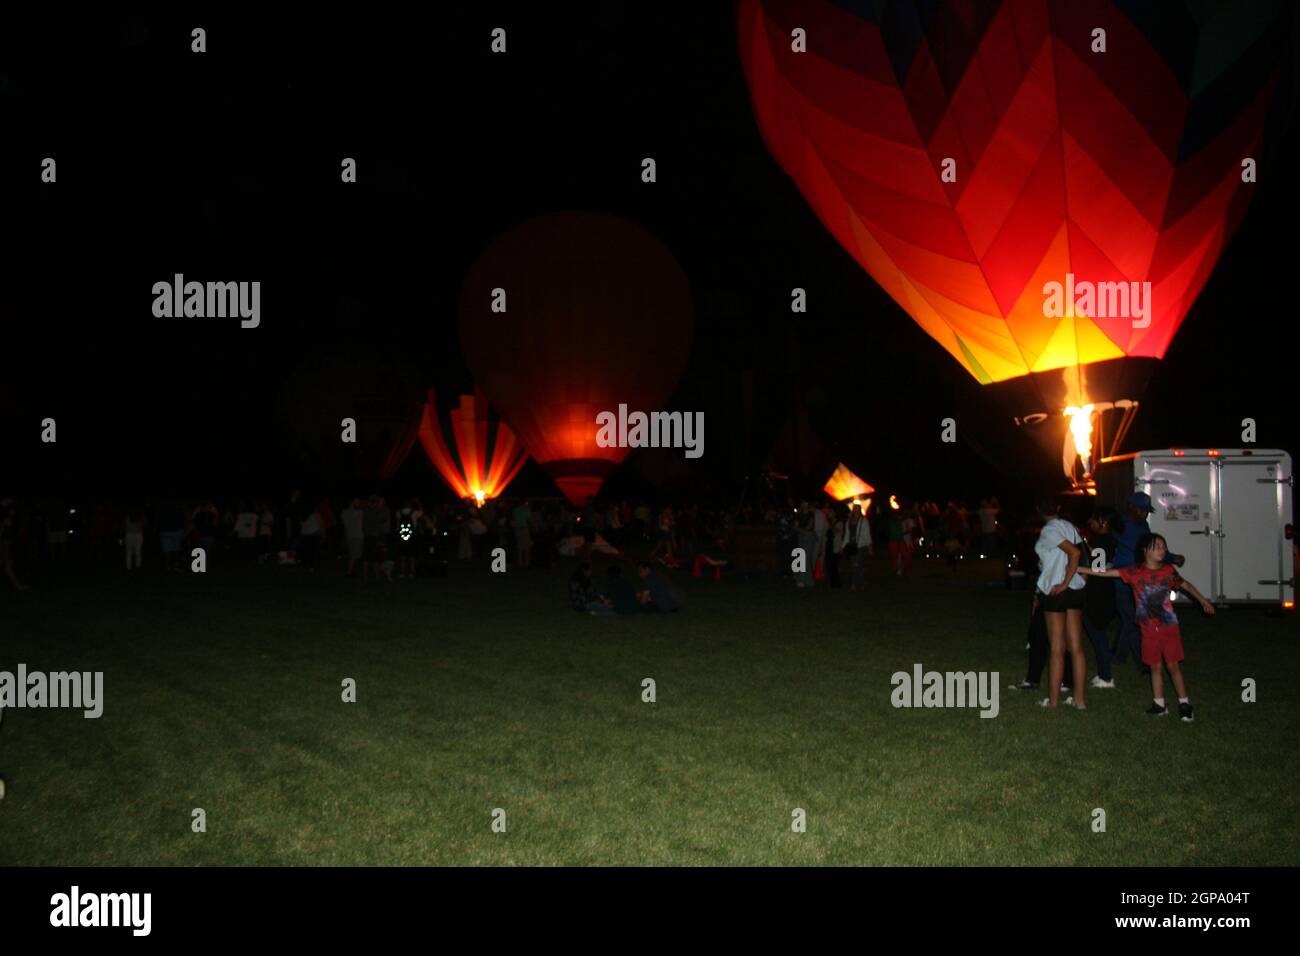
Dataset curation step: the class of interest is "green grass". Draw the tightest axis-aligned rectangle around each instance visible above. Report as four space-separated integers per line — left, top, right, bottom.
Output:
1 554 1296 866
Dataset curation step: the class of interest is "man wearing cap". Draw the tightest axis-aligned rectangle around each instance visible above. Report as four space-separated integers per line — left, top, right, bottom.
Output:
1113 493 1182 671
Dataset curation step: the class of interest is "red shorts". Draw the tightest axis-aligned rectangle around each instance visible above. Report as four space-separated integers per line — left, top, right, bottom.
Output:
1140 621 1184 666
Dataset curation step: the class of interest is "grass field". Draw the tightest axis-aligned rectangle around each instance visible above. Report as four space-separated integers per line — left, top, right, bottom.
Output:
1 552 1296 866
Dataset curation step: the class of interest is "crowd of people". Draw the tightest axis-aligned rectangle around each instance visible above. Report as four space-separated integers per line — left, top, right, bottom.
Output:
3 482 1249 726
767 496 1004 586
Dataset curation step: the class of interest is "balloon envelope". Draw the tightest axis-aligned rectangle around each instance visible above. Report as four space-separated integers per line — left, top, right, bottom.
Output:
416 388 528 502
823 462 875 502
459 212 693 505
739 0 1293 403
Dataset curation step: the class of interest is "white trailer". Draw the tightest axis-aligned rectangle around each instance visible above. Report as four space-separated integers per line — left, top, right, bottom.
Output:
1098 449 1294 608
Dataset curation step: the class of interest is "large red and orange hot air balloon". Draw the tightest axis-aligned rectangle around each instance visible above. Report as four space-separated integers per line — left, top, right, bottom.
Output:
416 388 528 504
459 212 693 505
739 0 1295 485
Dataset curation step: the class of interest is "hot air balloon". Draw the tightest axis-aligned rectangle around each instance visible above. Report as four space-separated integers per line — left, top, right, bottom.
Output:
739 0 1295 487
279 349 424 482
416 387 528 505
459 212 694 505
823 462 874 503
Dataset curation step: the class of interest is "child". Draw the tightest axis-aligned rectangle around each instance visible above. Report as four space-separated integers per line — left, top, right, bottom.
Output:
1080 533 1213 720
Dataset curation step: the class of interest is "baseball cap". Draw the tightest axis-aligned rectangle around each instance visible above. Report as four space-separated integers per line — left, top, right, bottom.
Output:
1127 492 1154 513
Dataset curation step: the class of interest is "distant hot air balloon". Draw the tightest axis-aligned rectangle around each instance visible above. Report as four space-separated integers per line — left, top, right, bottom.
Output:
279 349 424 482
739 0 1295 486
823 462 874 503
416 388 528 505
459 212 694 505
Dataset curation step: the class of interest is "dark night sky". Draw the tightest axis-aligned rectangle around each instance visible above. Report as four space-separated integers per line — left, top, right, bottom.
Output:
2 6 1295 506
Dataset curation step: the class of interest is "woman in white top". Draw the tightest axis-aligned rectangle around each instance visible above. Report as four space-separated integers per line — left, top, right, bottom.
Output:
1033 497 1087 709
841 503 874 591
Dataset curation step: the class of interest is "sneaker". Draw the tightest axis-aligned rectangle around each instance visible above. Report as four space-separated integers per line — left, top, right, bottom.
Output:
1089 676 1116 689
1146 702 1169 717
1009 680 1039 691
1038 697 1055 708
1059 683 1070 692
1072 700 1087 710
1178 702 1194 723
1063 696 1075 705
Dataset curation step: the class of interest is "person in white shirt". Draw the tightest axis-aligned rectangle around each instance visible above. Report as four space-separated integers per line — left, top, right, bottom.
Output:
978 497 1000 556
841 502 874 591
123 509 146 571
340 499 365 577
1033 497 1087 710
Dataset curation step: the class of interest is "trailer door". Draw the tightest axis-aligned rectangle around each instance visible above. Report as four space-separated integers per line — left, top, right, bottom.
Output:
1141 456 1217 602
1220 457 1288 603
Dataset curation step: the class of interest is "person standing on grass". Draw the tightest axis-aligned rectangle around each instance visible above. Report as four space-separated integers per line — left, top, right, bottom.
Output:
1081 533 1211 721
978 497 1000 556
157 498 186 572
649 506 675 564
775 498 796 577
795 512 817 588
842 503 872 591
887 507 910 577
1081 507 1119 689
1111 492 1184 674
341 497 364 577
123 507 146 572
258 502 276 560
192 500 218 565
512 498 533 570
827 507 846 589
363 495 390 581
1032 497 1088 710
812 501 829 582
235 502 259 564
299 506 322 571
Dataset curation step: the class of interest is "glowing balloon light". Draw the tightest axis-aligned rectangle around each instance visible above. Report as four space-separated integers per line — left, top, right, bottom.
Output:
416 388 528 503
1064 404 1096 475
739 0 1294 483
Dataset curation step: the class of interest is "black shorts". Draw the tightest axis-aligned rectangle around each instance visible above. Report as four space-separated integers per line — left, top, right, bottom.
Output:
1039 587 1086 613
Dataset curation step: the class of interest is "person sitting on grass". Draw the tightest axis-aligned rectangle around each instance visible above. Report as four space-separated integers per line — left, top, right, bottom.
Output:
636 561 681 612
570 562 615 615
1080 532 1212 721
605 565 641 615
